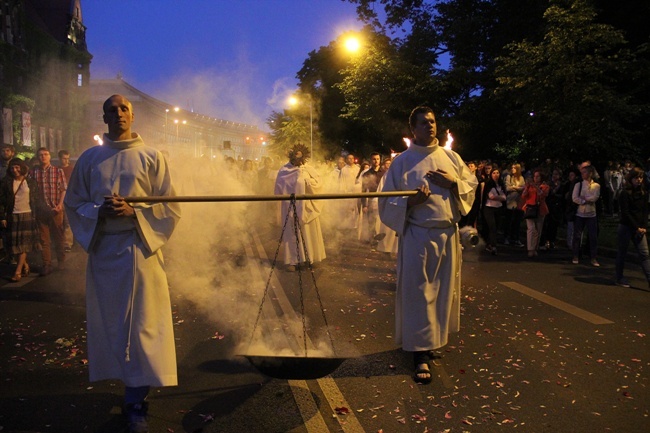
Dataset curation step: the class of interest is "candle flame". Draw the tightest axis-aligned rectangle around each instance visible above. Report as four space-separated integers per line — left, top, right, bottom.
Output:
445 130 454 150
403 137 411 148
93 134 103 145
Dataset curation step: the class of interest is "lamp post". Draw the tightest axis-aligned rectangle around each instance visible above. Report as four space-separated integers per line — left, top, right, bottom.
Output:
289 95 313 158
174 119 186 143
165 109 169 142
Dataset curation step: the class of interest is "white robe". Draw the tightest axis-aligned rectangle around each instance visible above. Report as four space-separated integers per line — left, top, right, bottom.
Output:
374 176 398 254
64 133 181 387
274 162 326 265
338 164 360 229
379 142 477 351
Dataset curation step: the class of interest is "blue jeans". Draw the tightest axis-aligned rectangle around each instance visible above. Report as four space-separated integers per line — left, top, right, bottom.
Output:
573 216 598 259
616 224 650 283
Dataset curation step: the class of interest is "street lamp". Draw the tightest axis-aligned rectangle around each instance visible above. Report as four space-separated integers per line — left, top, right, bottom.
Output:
165 109 169 142
343 35 362 54
174 119 186 142
288 95 313 158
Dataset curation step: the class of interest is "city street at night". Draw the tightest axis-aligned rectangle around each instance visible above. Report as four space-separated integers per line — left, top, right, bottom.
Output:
1 217 648 433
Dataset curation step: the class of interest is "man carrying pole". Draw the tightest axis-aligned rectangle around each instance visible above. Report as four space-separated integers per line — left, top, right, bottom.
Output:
378 106 477 384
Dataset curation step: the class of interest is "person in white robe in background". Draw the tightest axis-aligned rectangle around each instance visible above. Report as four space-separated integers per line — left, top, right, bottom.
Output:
379 106 477 384
338 153 360 229
274 144 326 271
64 95 181 433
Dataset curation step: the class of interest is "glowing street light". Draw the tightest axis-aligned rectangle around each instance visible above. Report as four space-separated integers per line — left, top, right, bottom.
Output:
288 94 313 158
174 119 186 142
343 35 362 54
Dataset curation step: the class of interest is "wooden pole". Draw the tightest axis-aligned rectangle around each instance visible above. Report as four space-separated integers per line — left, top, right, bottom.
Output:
123 190 419 203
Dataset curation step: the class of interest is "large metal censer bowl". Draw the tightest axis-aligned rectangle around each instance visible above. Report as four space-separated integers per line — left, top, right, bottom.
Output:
243 355 348 380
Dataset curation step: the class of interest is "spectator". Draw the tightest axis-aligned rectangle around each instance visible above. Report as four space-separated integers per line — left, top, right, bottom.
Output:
521 168 550 257
563 168 581 248
504 163 526 247
614 167 650 288
57 150 75 252
0 144 16 179
239 159 256 192
0 144 16 261
482 167 506 255
540 168 564 250
29 147 67 275
0 158 39 281
572 165 601 266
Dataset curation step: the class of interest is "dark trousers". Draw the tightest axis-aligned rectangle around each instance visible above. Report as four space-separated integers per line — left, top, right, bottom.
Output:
482 206 500 247
572 215 598 259
616 225 650 283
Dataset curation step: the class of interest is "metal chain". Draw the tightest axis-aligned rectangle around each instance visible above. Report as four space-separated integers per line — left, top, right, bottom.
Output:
295 203 337 356
248 194 295 349
291 197 308 357
248 194 336 357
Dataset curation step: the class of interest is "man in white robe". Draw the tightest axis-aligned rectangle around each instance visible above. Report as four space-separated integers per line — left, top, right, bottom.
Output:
64 95 181 432
379 106 477 384
338 153 360 229
274 144 326 271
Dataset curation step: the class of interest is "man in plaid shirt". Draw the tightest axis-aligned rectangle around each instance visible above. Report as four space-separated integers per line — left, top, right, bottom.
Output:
29 147 67 275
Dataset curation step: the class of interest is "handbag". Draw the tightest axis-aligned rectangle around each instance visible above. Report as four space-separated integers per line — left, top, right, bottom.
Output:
524 204 539 219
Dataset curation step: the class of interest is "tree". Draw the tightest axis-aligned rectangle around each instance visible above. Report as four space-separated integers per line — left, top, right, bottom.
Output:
494 0 642 164
266 110 310 157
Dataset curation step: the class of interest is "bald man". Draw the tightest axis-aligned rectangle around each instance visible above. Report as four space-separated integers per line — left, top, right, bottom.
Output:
64 95 181 433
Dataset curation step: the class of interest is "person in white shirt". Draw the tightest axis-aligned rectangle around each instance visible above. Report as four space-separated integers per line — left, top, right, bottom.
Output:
572 164 601 266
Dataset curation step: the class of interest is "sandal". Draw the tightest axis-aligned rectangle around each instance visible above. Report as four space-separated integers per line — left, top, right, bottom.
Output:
22 264 30 276
10 273 21 282
413 351 432 384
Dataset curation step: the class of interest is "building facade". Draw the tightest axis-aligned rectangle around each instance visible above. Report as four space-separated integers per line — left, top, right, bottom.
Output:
0 0 91 154
88 78 269 162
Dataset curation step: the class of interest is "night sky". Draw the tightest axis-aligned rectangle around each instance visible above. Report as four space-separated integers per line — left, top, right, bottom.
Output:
82 0 362 129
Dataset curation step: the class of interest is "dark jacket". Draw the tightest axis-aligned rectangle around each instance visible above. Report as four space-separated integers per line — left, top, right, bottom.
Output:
619 186 648 231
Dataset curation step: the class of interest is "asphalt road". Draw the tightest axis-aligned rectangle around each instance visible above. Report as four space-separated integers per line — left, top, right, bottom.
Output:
0 222 648 433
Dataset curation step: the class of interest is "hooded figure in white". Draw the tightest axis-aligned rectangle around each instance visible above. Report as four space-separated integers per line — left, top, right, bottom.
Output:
274 144 326 267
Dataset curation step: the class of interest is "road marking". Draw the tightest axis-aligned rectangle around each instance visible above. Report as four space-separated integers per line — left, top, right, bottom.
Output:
288 380 331 433
499 281 614 325
318 376 366 433
249 229 367 433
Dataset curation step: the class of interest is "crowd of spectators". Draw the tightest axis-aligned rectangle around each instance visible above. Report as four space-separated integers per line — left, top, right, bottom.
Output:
3 142 646 289
0 145 75 279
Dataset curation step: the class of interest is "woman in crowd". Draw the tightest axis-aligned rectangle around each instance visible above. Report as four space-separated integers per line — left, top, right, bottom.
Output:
476 161 493 240
563 168 581 248
521 169 550 257
614 167 650 288
0 158 40 281
572 164 601 266
505 163 526 247
482 167 507 255
540 168 564 250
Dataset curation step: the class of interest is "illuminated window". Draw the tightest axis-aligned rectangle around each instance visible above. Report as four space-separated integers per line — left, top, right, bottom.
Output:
77 74 82 86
